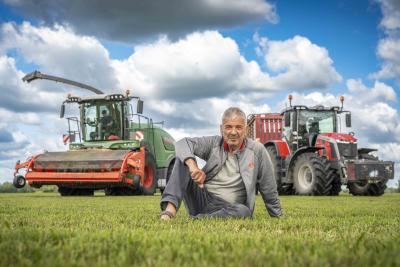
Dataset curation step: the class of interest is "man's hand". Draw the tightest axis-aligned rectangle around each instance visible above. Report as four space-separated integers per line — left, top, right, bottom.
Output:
185 158 206 188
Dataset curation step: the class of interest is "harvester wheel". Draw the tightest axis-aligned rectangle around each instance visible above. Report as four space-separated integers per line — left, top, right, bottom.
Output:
347 180 387 196
142 152 157 195
13 175 26 189
105 187 134 196
74 189 95 196
266 146 293 195
292 153 332 195
58 186 74 196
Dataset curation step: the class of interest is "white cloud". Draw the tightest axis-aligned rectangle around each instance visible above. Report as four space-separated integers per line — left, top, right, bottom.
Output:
371 37 400 80
262 35 342 89
347 79 397 102
0 22 117 91
113 31 281 102
0 55 62 113
378 0 400 31
372 0 400 80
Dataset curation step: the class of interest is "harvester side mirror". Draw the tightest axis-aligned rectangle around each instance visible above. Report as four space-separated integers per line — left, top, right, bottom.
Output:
284 112 290 127
60 104 65 118
137 100 144 114
346 113 351 127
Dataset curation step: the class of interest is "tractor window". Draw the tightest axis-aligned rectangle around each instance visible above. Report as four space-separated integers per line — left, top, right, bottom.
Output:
298 111 335 134
82 101 123 141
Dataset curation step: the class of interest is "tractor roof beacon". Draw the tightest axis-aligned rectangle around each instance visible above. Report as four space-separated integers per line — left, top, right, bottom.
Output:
247 95 394 196
14 71 176 196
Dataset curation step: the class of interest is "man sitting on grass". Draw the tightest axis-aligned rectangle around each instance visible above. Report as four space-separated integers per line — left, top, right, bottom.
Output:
160 107 282 220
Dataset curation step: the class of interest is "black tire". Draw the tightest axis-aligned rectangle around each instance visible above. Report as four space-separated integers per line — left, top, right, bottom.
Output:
142 152 157 195
13 175 26 189
105 187 135 196
348 180 387 196
58 186 74 196
58 186 94 196
292 152 332 195
74 189 95 196
266 146 293 195
328 169 342 196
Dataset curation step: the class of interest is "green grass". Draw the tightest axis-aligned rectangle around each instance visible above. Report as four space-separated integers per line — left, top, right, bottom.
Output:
0 193 399 267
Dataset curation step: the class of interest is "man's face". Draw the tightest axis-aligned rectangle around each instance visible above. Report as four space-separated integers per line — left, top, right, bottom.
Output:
221 116 247 149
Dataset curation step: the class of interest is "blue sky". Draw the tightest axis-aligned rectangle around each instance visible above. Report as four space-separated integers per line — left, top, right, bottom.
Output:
0 0 399 186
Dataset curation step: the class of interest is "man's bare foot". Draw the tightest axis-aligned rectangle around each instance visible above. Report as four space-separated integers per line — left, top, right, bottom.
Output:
160 202 177 220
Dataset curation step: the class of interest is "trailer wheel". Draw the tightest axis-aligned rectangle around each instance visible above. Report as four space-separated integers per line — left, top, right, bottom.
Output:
266 146 293 195
292 153 332 195
142 152 157 195
347 180 387 196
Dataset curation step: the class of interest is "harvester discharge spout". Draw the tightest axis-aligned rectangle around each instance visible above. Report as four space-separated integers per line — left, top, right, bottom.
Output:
22 70 104 95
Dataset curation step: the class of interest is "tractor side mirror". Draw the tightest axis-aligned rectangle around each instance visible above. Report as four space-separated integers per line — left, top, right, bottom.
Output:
137 100 144 114
284 112 290 127
60 104 65 118
345 113 351 127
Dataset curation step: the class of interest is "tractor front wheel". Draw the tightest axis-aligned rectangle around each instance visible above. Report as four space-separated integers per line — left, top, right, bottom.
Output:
348 180 387 196
142 152 157 195
292 153 332 195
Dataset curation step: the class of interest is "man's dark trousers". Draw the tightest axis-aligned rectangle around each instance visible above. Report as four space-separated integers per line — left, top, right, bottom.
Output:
160 158 251 219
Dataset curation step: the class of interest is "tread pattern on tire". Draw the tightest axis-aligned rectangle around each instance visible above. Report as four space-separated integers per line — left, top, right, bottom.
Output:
347 181 387 196
292 152 333 196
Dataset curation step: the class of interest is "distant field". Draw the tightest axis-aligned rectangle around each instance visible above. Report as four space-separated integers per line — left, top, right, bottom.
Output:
0 193 399 267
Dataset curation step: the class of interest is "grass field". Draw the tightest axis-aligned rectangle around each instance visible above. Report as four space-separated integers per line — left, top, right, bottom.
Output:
0 193 399 267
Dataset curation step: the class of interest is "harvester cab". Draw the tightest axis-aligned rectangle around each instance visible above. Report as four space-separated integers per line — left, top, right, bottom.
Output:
13 71 176 196
247 94 394 196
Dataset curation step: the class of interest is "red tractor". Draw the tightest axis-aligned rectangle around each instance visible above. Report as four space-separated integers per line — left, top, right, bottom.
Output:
247 95 394 196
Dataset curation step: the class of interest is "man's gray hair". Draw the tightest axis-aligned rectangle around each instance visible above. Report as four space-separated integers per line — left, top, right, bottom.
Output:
222 107 246 123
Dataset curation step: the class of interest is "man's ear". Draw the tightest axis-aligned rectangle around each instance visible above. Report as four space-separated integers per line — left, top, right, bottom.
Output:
220 124 223 136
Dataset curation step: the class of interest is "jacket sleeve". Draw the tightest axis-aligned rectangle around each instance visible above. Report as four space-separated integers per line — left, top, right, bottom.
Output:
175 136 220 162
256 145 283 217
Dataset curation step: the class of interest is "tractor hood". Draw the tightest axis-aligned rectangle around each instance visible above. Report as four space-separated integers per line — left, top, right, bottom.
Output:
33 149 131 172
321 132 357 143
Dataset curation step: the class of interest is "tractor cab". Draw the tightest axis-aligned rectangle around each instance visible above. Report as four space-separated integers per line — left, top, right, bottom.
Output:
282 96 352 152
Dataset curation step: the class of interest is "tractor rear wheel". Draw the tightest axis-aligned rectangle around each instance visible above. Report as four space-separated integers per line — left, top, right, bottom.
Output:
328 169 342 196
142 152 157 195
266 146 293 195
347 180 387 196
292 153 332 195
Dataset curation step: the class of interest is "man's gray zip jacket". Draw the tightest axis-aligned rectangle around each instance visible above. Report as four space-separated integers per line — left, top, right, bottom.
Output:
176 136 282 217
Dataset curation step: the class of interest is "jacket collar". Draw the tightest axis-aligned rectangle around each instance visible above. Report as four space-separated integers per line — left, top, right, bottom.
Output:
223 138 246 152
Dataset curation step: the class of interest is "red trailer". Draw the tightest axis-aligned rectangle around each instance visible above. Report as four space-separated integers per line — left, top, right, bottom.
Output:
247 113 283 143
